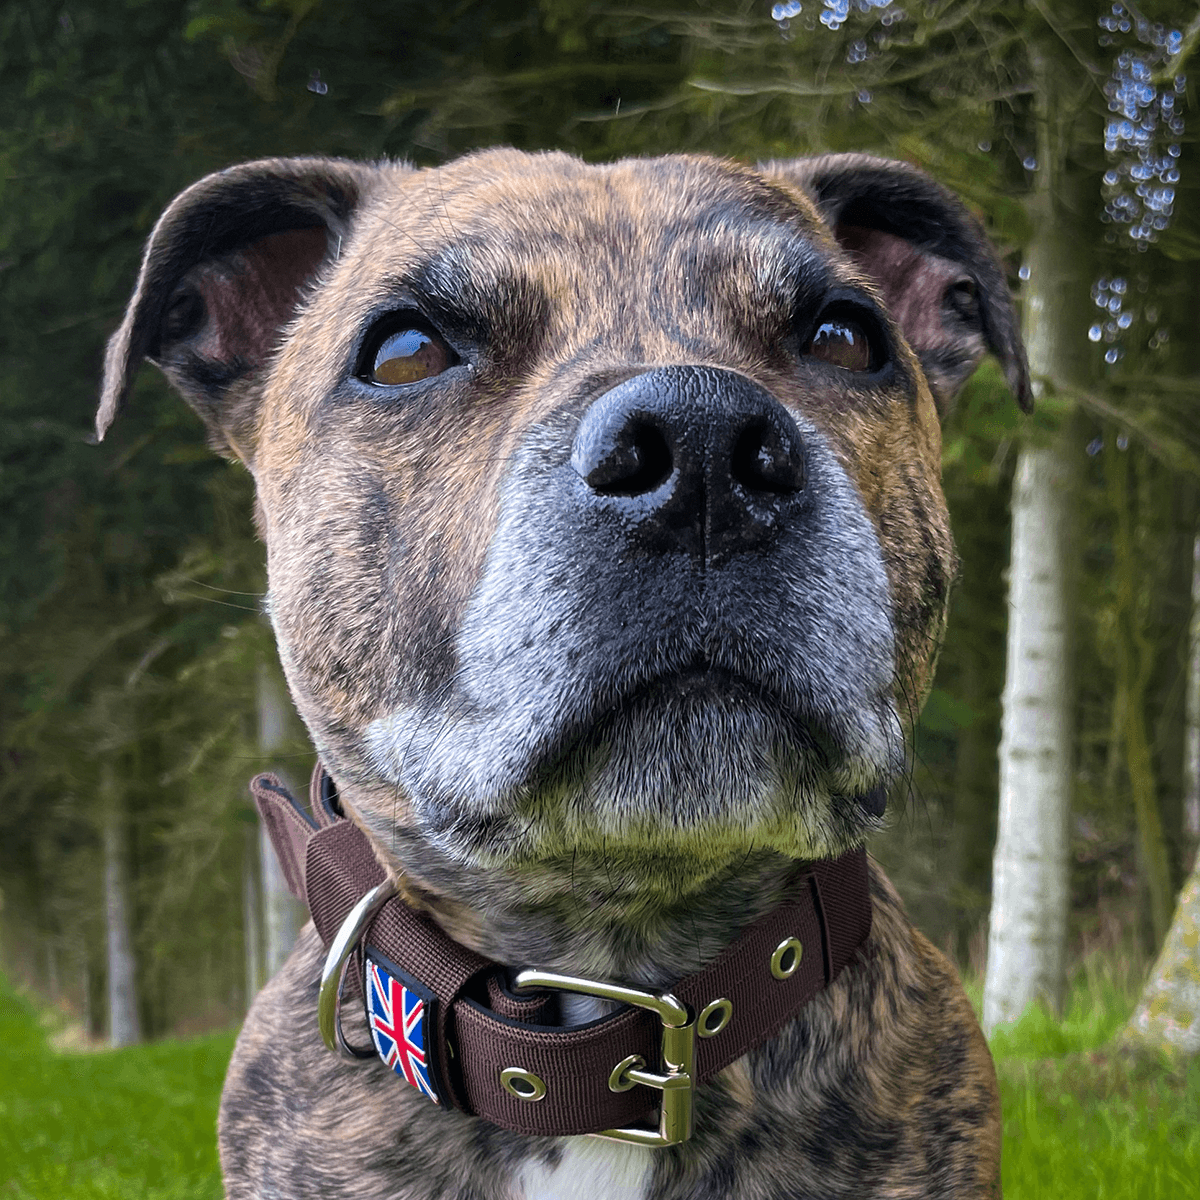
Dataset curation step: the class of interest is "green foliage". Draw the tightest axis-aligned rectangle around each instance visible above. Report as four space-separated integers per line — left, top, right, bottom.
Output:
179 0 686 161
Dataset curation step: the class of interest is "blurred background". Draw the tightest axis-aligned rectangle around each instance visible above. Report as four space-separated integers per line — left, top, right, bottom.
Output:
1 0 1197 1054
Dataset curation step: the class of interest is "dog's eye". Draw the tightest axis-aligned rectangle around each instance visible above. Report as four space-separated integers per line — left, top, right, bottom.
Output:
365 325 458 386
806 318 873 372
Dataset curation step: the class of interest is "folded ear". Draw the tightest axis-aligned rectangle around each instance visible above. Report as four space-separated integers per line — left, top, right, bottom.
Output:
97 157 376 460
763 153 1031 414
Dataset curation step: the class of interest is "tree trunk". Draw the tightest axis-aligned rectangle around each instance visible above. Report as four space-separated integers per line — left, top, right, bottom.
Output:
257 661 304 980
1186 532 1200 842
983 440 1077 1031
102 769 141 1047
1109 438 1175 948
982 37 1092 1034
243 823 263 1009
1120 852 1200 1056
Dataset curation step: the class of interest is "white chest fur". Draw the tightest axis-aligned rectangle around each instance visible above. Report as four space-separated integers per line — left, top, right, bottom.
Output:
513 1138 653 1200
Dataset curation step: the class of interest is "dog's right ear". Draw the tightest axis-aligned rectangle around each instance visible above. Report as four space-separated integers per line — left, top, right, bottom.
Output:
97 157 375 462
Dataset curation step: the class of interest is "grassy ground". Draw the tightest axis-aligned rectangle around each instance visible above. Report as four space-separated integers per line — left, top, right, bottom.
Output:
0 977 234 1199
2 964 1198 1198
978 961 1200 1200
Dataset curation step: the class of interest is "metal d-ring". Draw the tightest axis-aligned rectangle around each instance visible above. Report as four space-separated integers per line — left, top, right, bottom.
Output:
318 879 398 1058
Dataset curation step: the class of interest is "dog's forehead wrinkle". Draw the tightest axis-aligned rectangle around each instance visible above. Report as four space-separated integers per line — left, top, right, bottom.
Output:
393 243 553 340
350 165 835 344
392 227 815 313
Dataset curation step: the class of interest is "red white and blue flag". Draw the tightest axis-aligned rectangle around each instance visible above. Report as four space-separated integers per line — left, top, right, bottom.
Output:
365 955 440 1104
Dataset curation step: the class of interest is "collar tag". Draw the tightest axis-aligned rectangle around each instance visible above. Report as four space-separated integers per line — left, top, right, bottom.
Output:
365 948 443 1105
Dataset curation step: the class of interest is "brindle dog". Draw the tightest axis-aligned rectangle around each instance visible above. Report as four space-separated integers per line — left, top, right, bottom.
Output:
99 150 1029 1199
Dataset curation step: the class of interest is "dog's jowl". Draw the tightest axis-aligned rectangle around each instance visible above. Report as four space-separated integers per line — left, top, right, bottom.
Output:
100 150 1029 1199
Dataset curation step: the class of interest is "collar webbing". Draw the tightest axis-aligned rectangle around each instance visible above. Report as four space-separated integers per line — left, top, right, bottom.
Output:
251 765 872 1142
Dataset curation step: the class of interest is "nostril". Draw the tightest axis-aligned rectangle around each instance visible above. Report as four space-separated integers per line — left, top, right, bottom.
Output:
573 418 673 496
730 419 805 495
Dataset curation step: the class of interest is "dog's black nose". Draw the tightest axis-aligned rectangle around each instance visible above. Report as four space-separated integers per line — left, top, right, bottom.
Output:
570 366 806 564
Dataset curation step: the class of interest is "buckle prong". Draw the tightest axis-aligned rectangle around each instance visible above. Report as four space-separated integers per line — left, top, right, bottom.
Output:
514 967 696 1148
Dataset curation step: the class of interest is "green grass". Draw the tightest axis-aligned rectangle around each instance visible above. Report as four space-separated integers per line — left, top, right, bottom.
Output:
969 959 1200 1200
2 963 1198 1198
0 976 234 1199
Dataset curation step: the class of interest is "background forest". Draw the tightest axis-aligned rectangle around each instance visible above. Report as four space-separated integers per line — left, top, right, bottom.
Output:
1 0 1198 1060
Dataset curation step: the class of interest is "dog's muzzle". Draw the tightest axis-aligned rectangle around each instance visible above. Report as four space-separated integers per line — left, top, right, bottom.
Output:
359 358 900 863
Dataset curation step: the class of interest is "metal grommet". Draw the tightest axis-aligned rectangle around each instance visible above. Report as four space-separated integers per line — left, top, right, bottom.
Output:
697 997 733 1038
500 1067 547 1102
770 936 803 980
608 1054 646 1093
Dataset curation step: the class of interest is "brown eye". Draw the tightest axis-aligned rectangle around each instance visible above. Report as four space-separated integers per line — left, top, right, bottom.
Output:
369 327 456 385
807 318 872 372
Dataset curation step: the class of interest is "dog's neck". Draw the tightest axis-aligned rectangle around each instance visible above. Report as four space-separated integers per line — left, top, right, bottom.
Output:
379 832 812 1016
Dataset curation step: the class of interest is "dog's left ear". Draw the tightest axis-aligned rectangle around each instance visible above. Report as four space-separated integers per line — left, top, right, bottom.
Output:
764 153 1031 413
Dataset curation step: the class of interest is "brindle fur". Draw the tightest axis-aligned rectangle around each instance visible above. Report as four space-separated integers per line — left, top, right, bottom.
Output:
100 148 1028 1199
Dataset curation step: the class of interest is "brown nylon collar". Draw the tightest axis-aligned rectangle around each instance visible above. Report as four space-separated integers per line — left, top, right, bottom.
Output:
251 765 873 1139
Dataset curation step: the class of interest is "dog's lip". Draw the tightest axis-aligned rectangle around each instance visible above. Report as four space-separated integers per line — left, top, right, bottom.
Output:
597 662 783 715
548 663 893 814
526 662 785 765
556 660 815 760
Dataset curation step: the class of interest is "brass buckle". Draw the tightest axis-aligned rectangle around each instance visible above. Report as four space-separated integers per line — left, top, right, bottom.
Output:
513 968 696 1148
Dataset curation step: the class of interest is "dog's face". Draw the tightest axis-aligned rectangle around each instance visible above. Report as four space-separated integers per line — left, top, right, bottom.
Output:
100 150 1027 897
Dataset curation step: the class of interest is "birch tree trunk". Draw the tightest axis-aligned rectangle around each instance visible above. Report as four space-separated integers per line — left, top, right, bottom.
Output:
1186 533 1200 842
1120 853 1200 1056
257 661 304 980
983 442 1076 1031
982 38 1091 1034
102 767 141 1047
243 823 263 1008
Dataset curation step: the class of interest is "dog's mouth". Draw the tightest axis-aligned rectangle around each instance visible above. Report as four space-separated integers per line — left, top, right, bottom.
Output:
365 649 897 872
593 663 785 726
559 661 835 774
357 584 905 863
550 660 892 810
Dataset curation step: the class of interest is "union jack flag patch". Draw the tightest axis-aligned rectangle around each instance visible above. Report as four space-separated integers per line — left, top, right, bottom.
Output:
364 950 442 1104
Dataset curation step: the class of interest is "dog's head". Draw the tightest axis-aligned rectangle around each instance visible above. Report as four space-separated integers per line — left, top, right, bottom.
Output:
100 150 1027 896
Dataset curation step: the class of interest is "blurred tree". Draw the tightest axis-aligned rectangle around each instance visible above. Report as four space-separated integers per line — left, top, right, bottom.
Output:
101 765 140 1046
254 661 305 981
1121 846 1200 1056
984 19 1094 1033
